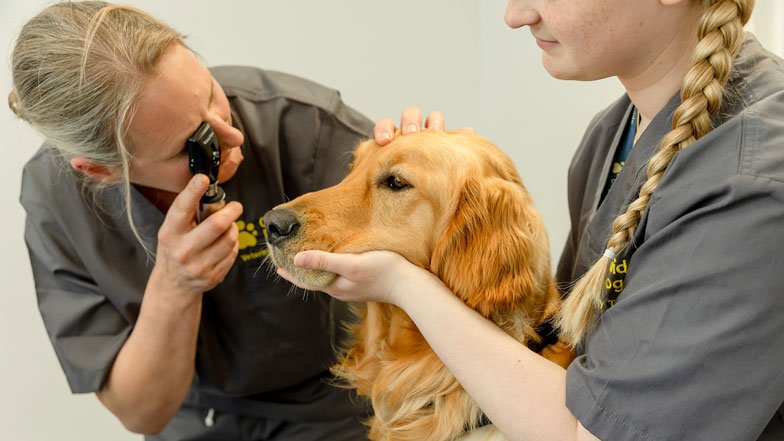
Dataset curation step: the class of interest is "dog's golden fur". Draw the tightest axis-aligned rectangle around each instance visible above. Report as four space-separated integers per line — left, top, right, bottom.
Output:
265 131 573 441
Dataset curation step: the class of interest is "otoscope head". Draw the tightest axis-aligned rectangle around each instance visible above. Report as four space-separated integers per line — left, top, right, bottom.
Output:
187 122 221 185
187 122 226 221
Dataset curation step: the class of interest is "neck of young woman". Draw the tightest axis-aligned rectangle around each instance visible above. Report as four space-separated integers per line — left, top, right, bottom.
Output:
624 72 684 144
621 34 699 144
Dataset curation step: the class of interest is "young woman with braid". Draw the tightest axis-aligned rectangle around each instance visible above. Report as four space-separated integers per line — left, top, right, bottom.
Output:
278 0 784 439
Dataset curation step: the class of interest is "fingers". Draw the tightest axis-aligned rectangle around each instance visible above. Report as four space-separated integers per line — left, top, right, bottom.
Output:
187 201 243 251
375 108 448 146
201 223 240 284
374 118 396 145
164 174 209 231
424 111 445 131
293 250 356 276
400 106 423 135
155 201 242 295
284 250 432 306
189 211 241 266
276 267 309 290
402 108 446 133
153 175 245 295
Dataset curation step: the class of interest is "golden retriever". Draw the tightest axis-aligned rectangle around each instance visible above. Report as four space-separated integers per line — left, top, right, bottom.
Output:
263 130 573 441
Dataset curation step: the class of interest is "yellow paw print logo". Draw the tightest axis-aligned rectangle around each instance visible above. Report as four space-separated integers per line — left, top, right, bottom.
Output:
612 161 625 173
236 220 259 250
236 218 269 251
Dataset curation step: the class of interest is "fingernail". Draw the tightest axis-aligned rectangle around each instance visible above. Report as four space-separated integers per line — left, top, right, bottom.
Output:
380 131 392 142
294 253 310 268
405 123 418 134
431 124 442 131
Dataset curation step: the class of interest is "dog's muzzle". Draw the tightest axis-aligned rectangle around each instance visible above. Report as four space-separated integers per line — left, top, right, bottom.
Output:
262 207 336 289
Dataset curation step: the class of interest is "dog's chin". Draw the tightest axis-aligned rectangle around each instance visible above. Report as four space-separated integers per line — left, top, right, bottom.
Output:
268 246 337 290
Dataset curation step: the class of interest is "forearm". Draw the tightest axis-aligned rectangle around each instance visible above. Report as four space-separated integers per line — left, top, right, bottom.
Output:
396 275 590 440
96 269 202 434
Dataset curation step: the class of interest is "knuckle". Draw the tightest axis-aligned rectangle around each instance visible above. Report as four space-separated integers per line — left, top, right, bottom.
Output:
206 274 220 287
206 218 226 235
172 249 190 265
228 223 239 241
223 241 238 261
157 228 171 245
314 255 330 271
192 262 209 278
346 267 362 281
341 260 360 280
210 269 228 286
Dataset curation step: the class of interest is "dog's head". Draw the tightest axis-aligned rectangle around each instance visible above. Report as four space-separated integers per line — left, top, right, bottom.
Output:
264 130 552 316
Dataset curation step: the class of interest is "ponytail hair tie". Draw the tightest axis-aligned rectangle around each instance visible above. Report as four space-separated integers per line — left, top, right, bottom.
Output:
603 249 617 260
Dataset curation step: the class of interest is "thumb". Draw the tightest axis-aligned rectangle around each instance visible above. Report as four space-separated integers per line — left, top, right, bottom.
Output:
294 250 355 275
165 174 208 230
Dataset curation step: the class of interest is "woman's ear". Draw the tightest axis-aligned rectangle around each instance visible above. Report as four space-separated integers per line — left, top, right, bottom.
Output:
69 157 121 183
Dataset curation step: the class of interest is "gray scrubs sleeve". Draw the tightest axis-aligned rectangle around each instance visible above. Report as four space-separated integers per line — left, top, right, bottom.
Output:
566 113 784 439
23 199 130 393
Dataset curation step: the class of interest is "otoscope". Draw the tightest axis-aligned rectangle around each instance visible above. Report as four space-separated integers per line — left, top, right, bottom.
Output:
187 122 225 223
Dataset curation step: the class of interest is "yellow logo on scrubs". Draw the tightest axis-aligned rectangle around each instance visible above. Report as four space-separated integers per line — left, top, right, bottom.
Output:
236 218 269 261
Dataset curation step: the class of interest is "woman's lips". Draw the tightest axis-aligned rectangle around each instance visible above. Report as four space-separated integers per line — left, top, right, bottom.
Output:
535 38 559 50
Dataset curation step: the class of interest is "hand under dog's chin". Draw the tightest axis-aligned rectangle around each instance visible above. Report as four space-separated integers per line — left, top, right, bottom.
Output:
269 247 336 290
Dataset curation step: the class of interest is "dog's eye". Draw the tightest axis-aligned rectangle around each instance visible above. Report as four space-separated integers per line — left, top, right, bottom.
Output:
385 174 409 190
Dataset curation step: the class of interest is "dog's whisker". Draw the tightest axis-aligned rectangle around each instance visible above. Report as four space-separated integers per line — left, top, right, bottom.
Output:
265 265 277 280
260 255 279 280
253 259 266 278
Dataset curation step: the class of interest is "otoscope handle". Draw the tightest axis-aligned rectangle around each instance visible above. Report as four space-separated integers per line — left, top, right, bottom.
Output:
197 184 226 223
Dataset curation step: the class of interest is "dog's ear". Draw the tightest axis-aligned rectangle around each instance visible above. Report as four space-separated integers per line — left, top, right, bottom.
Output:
431 175 551 317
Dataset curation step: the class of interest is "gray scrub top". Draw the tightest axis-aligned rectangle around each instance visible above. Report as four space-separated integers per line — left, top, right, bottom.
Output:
556 34 784 440
20 66 374 422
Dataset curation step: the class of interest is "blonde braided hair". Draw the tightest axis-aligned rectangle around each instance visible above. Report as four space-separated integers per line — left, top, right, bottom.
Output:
555 0 755 347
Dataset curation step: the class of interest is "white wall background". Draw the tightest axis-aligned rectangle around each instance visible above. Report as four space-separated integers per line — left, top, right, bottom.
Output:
1 1 781 440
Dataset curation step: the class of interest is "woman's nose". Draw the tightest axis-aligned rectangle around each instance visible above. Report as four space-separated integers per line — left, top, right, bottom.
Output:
504 1 541 29
209 114 244 150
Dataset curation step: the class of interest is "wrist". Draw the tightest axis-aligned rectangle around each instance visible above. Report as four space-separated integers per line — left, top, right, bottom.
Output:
146 266 203 311
389 261 445 310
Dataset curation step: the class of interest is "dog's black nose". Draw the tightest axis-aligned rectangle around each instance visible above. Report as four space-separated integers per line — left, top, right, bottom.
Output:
263 208 301 246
